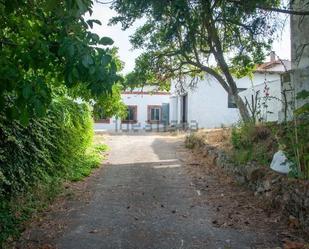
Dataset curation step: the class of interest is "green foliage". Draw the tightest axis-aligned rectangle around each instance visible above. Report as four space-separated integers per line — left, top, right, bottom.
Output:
277 90 309 179
0 1 121 245
123 54 170 91
231 116 309 180
185 133 204 149
0 97 106 245
93 84 127 120
231 123 277 166
111 0 283 120
68 144 109 182
0 0 122 123
270 121 308 179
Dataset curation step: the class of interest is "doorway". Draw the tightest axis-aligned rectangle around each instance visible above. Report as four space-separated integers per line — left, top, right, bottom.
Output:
180 94 188 125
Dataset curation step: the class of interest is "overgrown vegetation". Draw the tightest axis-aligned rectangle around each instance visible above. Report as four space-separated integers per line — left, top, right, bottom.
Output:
0 98 107 246
0 0 122 124
111 0 287 121
279 90 309 179
1 1 123 245
231 117 308 179
231 123 278 166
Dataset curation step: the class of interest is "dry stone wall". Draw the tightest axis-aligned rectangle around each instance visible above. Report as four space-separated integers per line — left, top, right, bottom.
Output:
185 133 309 231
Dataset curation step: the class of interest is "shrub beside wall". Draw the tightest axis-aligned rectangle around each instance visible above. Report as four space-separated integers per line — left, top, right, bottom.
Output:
0 97 103 245
230 123 278 166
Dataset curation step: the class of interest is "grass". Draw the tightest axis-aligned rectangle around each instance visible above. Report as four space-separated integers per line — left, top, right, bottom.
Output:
68 143 109 181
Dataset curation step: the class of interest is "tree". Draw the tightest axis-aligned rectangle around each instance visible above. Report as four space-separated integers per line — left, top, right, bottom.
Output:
93 84 127 120
110 0 283 121
0 0 122 124
228 0 309 16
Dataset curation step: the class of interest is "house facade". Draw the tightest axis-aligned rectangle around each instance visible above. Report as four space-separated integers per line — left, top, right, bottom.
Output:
95 54 292 132
94 90 170 132
170 54 291 129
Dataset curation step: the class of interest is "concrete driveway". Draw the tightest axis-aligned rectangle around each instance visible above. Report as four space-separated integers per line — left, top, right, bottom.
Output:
44 133 278 249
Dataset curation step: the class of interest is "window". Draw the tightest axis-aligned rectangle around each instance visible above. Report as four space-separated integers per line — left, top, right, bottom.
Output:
93 104 110 123
148 105 162 123
228 88 247 108
122 105 137 123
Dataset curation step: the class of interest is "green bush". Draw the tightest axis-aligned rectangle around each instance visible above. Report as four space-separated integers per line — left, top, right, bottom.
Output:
276 120 309 179
0 97 106 245
185 133 204 149
231 123 277 166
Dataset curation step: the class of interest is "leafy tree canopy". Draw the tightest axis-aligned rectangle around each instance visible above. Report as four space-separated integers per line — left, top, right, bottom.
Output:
111 0 283 121
1 0 123 124
93 84 127 120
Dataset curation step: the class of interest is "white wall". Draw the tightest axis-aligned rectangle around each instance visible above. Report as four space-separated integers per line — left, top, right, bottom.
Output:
170 72 282 128
169 96 178 124
94 93 170 132
239 80 282 122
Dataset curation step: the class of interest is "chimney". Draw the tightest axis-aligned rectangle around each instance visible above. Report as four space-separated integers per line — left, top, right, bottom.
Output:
270 51 276 62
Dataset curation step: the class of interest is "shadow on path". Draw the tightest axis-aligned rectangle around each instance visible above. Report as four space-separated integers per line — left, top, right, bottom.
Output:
18 135 279 249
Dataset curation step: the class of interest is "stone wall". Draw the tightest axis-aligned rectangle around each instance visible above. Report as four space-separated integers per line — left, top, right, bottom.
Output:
185 133 309 232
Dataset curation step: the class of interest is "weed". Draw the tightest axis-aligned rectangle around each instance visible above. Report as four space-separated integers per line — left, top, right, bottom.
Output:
231 123 277 166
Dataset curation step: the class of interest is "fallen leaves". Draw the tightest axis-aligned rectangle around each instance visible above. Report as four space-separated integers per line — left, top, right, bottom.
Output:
181 142 308 246
40 244 55 249
288 216 300 229
283 240 307 249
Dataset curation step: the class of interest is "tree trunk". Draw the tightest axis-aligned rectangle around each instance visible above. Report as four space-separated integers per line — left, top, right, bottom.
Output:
234 92 251 122
213 51 251 122
204 20 251 122
194 61 251 122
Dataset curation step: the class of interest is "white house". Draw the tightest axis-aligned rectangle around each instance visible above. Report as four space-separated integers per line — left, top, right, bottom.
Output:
94 89 170 132
170 54 291 129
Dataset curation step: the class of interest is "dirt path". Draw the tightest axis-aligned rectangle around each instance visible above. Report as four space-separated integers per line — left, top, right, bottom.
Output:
17 134 284 249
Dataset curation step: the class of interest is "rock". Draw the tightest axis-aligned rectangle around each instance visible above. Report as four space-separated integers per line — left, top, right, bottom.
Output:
288 215 300 229
263 180 272 191
186 132 309 232
304 197 309 208
256 186 265 193
236 176 246 184
247 168 265 182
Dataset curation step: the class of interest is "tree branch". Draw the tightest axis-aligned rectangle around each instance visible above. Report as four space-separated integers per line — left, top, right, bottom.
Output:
228 0 309 16
257 6 309 16
185 58 231 94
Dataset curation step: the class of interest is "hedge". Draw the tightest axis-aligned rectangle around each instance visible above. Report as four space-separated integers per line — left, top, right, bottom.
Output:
0 97 102 245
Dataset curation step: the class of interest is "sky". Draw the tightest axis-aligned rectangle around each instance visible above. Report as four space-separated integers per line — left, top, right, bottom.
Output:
86 2 291 74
